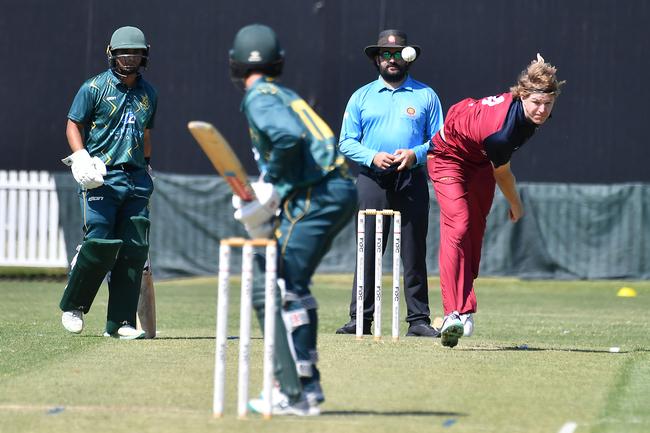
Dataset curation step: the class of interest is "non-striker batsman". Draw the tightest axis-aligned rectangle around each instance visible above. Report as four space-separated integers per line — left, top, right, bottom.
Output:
59 26 157 340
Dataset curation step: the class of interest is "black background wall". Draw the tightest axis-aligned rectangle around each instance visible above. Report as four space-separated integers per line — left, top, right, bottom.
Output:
2 0 648 183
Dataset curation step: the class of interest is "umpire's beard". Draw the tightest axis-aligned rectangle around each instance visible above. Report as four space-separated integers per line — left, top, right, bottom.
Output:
379 62 408 85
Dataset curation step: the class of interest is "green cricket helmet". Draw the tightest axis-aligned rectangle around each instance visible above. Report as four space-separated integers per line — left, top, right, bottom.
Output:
229 24 284 79
107 26 150 77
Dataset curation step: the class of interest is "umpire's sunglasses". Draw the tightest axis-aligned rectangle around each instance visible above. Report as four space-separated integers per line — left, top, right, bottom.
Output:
380 50 402 61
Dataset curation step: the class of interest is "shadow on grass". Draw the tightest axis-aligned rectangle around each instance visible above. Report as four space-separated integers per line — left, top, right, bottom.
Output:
456 345 650 354
321 409 467 417
146 336 263 340
79 335 218 340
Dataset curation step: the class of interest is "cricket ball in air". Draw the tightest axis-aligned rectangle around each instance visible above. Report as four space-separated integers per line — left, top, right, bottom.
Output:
401 46 417 62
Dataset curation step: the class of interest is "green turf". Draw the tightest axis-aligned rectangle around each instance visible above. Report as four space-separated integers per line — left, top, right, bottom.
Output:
0 275 648 433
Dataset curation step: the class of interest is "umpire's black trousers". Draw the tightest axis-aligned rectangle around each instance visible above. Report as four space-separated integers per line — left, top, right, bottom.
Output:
348 165 431 326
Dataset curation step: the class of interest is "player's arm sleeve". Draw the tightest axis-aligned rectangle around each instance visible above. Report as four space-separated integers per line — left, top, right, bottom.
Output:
414 90 444 164
484 135 514 168
247 94 304 185
145 88 158 129
67 83 95 124
338 94 375 167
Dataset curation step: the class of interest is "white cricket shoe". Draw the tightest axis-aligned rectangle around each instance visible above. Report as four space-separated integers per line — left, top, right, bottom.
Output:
440 311 463 348
103 324 145 340
248 386 320 416
460 313 474 337
61 310 84 334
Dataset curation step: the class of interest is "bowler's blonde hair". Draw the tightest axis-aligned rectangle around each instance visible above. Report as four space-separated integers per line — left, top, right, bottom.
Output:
511 54 565 99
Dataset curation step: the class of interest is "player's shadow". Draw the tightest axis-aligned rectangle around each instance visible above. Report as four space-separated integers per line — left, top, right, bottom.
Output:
144 336 262 340
457 346 650 354
320 409 467 417
81 335 217 340
150 336 217 340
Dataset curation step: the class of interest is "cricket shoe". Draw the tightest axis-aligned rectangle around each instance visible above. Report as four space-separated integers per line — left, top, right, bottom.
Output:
303 380 325 406
61 310 84 334
406 322 441 337
336 319 372 335
440 311 464 348
460 313 474 337
248 386 320 416
103 324 145 340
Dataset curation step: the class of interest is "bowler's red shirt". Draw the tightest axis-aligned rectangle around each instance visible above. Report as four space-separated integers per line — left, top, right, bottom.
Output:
430 92 537 167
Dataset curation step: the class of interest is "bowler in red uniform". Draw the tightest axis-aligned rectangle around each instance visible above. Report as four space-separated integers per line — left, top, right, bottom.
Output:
427 54 565 348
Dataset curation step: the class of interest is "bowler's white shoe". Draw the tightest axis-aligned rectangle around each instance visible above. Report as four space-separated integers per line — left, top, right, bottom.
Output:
441 311 463 348
248 386 320 416
460 313 474 337
103 324 145 340
61 310 84 334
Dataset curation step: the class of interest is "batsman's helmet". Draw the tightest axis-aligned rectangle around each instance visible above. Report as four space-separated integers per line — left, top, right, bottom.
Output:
107 26 149 76
229 24 284 79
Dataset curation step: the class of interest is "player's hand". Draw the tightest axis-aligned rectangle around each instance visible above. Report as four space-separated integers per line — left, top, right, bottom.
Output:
242 220 275 239
233 182 280 239
372 152 396 170
393 149 416 171
508 202 524 222
232 181 279 214
61 149 106 189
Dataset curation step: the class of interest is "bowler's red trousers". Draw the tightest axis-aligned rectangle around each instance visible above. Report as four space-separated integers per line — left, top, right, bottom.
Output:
427 154 496 315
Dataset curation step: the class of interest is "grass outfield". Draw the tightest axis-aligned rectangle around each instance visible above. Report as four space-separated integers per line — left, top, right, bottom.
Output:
0 275 648 433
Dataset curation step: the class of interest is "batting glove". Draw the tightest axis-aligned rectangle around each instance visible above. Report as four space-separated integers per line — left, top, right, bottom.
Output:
62 149 106 189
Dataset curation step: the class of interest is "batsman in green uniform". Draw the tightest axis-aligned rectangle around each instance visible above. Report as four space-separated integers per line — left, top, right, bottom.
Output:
229 24 358 415
59 26 157 340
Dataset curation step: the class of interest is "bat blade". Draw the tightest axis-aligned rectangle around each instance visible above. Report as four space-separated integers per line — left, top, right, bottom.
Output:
136 264 157 339
187 120 255 201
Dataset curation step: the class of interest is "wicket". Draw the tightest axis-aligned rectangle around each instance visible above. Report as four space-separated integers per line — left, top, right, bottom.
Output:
213 237 277 419
356 209 401 341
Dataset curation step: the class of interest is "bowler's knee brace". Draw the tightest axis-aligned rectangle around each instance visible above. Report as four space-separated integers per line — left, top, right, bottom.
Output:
59 238 123 313
283 295 319 378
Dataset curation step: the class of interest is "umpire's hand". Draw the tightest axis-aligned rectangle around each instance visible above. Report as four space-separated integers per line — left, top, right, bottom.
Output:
393 149 416 171
372 151 396 170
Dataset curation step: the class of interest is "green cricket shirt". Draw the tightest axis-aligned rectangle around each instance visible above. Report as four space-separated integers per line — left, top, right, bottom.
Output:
241 76 346 199
68 69 158 168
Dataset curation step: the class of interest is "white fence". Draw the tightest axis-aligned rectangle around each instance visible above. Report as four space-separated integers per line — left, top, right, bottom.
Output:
0 170 68 267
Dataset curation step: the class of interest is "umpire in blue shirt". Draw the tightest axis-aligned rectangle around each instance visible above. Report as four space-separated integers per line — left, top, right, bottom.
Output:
336 30 444 337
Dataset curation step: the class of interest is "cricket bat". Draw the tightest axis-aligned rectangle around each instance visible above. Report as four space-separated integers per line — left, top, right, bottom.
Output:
136 259 157 339
187 120 255 201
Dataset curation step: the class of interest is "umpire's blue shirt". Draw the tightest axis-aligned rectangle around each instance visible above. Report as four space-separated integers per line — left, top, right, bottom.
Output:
339 75 443 169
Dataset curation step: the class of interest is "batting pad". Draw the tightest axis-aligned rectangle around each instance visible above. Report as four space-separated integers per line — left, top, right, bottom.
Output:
59 238 123 313
106 216 150 332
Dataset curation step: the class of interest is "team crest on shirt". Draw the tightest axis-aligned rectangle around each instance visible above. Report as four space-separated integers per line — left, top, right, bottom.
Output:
139 95 150 110
406 107 416 117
